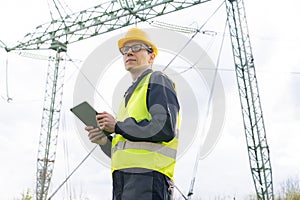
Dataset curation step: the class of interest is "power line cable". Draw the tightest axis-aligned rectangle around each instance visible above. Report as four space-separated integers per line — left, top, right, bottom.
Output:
162 0 225 72
54 0 71 16
65 53 116 115
61 108 73 199
186 14 228 200
47 0 55 20
47 144 98 200
5 54 13 103
176 35 217 75
0 39 7 49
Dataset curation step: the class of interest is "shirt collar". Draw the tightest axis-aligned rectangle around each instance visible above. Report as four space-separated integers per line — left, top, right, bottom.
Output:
132 68 153 84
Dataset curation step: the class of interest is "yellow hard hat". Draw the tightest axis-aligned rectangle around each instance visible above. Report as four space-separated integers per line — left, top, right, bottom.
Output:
118 27 158 56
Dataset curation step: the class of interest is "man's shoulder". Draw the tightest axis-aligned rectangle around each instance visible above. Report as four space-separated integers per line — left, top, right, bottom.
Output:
151 70 167 77
150 71 175 89
150 71 172 82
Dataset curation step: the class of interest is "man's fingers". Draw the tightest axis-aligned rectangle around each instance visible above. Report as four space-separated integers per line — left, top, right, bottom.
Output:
88 127 100 136
89 133 102 142
85 126 94 131
84 126 107 145
88 128 104 140
88 129 107 145
95 112 116 133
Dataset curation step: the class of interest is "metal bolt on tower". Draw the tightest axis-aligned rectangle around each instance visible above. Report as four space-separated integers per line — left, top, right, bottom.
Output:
225 0 274 199
36 40 67 200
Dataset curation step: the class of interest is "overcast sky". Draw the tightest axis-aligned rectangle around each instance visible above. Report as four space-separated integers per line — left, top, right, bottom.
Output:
0 0 299 199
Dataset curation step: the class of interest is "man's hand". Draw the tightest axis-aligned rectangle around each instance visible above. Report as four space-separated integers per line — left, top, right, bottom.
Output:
96 111 116 133
85 126 107 145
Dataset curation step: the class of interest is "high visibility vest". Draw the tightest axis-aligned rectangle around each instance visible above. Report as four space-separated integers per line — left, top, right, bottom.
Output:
111 72 179 180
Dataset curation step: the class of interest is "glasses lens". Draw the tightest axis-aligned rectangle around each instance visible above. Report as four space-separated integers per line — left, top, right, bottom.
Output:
119 46 128 54
131 44 142 52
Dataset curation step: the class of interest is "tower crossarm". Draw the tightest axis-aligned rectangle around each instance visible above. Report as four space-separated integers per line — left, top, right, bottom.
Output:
6 0 211 52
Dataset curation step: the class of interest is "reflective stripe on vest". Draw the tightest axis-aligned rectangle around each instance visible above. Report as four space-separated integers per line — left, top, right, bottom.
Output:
112 72 179 179
112 138 178 159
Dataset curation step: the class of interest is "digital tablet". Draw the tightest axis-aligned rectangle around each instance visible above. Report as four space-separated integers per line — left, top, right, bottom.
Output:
70 101 98 127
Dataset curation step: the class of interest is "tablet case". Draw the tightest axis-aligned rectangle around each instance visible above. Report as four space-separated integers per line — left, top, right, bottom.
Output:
70 101 98 127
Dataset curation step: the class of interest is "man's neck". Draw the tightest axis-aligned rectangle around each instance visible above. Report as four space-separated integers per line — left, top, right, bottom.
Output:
130 65 151 81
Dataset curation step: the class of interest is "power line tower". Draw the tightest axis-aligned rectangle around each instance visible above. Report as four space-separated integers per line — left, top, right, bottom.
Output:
225 0 274 199
4 0 273 199
35 41 67 200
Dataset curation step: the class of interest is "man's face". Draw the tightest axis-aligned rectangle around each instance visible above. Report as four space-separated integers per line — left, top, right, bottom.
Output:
121 41 155 72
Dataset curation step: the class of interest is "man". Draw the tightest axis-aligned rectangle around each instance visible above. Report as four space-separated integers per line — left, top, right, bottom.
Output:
85 27 180 200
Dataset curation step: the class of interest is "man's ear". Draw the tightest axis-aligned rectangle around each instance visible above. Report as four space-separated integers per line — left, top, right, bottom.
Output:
149 53 156 64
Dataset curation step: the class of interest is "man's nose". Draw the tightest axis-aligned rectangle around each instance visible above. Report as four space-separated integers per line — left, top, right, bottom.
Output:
126 49 134 55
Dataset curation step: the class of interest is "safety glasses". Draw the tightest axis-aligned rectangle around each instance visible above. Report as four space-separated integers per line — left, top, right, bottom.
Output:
119 43 152 55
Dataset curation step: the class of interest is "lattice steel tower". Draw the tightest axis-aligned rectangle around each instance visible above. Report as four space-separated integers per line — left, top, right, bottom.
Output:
225 0 273 199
